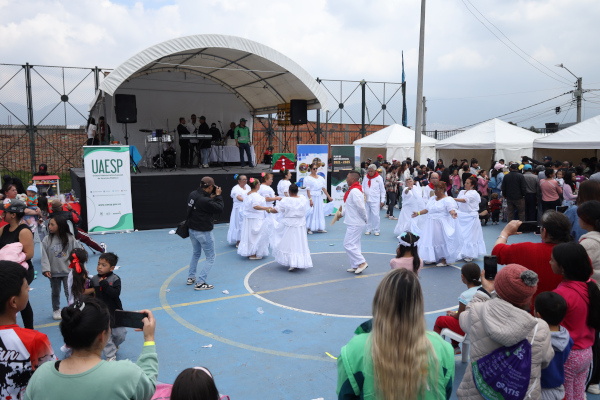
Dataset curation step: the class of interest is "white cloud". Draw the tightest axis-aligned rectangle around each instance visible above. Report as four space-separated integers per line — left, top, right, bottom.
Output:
437 47 494 70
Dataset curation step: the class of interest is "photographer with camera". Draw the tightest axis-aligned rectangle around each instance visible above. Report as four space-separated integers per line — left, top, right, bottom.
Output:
186 177 224 291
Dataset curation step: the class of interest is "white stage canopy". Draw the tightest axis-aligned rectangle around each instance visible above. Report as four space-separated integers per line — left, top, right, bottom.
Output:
353 124 437 163
89 34 328 166
533 114 600 161
436 118 541 166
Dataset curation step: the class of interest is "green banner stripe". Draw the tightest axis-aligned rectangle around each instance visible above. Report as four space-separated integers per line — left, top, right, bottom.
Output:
89 213 134 232
84 146 129 157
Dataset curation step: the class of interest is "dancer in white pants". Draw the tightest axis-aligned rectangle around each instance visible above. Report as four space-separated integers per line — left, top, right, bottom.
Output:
362 164 386 236
342 170 369 274
226 174 249 247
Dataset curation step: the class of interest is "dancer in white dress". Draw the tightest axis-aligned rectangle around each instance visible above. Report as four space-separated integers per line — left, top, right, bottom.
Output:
394 176 425 235
258 173 281 204
276 168 292 202
455 176 486 262
342 170 369 274
362 164 386 236
421 172 439 203
271 183 313 271
226 174 249 247
237 177 274 260
304 164 333 234
411 181 463 266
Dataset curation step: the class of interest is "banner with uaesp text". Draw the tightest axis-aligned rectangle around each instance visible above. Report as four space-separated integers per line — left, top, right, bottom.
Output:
83 146 134 233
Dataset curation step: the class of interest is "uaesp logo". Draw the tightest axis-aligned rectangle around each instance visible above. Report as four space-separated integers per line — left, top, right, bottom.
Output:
91 158 123 174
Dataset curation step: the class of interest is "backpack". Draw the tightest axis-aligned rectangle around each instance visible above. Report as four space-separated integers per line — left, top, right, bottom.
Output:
488 176 497 189
472 323 538 400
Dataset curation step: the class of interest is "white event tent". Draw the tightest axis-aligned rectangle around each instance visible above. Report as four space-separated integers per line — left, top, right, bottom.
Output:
533 115 600 161
436 118 541 166
89 34 329 165
353 124 437 163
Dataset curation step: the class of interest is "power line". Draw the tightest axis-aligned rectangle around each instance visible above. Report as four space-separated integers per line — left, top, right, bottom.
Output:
463 0 572 83
455 91 572 129
428 85 573 101
460 0 573 86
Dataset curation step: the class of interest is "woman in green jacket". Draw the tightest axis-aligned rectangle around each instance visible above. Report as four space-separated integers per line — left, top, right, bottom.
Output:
337 268 455 400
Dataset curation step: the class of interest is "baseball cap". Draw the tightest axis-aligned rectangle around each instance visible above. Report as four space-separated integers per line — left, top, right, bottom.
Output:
536 165 545 172
2 199 26 213
523 164 532 171
200 116 206 120
543 156 552 161
240 118 247 123
510 163 519 170
377 154 383 158
200 176 215 188
26 185 38 193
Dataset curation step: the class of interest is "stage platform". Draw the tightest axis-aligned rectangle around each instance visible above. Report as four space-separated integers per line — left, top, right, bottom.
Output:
70 164 312 231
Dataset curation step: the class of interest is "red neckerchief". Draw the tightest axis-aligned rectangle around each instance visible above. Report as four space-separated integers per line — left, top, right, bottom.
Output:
428 182 434 189
344 182 363 202
366 172 379 187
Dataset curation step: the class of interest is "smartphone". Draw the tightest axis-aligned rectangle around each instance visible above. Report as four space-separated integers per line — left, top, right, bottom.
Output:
483 255 498 280
114 310 148 329
517 221 539 233
556 206 568 213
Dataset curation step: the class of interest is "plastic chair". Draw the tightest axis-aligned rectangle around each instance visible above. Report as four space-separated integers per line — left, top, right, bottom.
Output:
441 328 470 363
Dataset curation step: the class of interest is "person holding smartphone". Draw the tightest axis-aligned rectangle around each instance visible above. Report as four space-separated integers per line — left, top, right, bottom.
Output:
491 211 572 312
186 177 224 291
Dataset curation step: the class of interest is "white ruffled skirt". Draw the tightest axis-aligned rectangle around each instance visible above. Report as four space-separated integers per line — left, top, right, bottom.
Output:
271 222 313 269
227 204 244 244
237 217 271 257
456 212 486 260
412 215 463 263
305 194 325 231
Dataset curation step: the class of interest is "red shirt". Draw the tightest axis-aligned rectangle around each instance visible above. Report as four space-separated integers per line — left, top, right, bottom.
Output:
492 242 563 312
0 324 56 398
489 199 502 212
554 280 595 350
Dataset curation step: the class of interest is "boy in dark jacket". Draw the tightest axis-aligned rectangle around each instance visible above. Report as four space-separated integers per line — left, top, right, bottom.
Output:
535 291 573 400
91 252 125 361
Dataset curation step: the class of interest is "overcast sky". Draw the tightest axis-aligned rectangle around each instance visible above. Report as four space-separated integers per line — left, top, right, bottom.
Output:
1 0 599 129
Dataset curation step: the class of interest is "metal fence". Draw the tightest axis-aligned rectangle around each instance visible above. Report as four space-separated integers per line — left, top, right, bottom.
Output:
0 63 109 188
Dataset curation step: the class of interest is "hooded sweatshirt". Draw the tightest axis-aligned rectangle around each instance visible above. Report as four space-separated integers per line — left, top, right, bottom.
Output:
457 290 554 400
541 326 573 400
553 280 595 350
41 234 81 277
579 231 600 284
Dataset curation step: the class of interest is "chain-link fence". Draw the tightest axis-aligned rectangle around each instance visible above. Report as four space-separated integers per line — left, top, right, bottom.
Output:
0 63 109 190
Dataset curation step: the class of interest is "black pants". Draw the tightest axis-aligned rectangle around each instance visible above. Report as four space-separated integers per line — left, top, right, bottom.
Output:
21 263 34 329
386 192 397 217
492 210 500 223
588 330 600 387
525 193 537 221
541 199 561 215
180 140 190 166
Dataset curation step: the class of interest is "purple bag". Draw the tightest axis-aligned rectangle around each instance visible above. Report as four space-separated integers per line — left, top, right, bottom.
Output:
472 323 539 400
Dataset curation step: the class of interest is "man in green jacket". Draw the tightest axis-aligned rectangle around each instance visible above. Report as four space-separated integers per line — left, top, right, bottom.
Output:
234 118 253 168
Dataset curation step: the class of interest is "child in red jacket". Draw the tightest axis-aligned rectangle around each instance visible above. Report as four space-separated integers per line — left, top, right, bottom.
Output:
489 192 502 225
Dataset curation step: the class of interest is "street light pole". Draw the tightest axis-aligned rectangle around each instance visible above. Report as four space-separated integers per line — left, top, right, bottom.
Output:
556 64 582 123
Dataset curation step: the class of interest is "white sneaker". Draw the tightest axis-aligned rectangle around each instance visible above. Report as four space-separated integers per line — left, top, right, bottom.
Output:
374 232 380 236
249 256 263 260
355 263 369 274
463 257 473 262
100 242 107 252
436 261 448 267
52 310 62 320
204 164 209 168
307 229 313 235
346 268 357 273
587 385 600 395
365 231 371 235
389 216 398 220
288 267 296 272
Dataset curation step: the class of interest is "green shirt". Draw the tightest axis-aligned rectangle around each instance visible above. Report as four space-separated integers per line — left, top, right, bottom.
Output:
337 323 455 400
234 125 250 144
25 344 158 400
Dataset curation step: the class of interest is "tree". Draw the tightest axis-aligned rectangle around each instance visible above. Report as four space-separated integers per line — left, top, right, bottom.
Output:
528 126 541 133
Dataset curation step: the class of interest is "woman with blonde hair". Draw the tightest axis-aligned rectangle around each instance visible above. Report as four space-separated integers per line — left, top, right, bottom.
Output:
337 268 455 400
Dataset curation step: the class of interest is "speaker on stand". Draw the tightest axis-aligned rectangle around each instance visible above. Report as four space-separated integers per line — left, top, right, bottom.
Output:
114 94 141 173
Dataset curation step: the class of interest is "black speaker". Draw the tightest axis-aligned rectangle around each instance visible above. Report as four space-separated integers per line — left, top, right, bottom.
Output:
290 99 307 125
115 94 137 123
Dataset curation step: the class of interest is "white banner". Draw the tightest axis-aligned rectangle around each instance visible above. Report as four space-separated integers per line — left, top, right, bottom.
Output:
83 146 134 233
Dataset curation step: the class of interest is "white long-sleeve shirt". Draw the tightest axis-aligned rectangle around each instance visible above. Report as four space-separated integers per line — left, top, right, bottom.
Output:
342 188 367 226
362 174 385 203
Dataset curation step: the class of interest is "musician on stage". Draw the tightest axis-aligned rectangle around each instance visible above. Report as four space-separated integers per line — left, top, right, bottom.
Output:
186 114 199 167
198 116 211 168
177 117 190 167
209 123 221 142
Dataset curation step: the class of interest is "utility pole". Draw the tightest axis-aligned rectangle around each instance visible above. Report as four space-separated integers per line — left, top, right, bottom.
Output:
556 64 582 123
414 0 426 162
422 96 427 133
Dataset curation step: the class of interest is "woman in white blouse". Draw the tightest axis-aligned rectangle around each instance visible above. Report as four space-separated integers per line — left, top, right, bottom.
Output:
455 176 486 262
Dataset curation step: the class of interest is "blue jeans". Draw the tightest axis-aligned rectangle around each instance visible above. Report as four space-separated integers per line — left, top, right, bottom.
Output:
201 148 210 165
188 229 216 283
238 142 253 167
